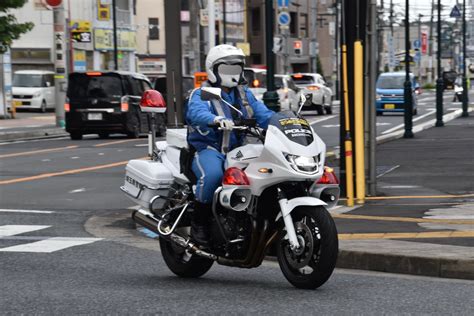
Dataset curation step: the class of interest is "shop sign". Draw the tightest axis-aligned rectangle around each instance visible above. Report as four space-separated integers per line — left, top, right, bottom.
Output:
94 29 136 51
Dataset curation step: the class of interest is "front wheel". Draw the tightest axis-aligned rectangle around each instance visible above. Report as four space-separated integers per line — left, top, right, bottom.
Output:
159 236 214 278
277 206 338 289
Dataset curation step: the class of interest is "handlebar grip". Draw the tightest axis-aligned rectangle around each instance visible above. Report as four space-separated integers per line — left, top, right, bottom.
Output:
207 123 219 128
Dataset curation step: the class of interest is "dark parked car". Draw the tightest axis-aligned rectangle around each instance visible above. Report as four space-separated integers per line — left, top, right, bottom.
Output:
65 71 166 140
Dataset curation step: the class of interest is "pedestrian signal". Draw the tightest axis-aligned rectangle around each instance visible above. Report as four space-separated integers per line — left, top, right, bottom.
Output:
293 40 302 56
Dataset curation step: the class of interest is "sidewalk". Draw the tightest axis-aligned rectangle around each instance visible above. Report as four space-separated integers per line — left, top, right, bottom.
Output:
0 113 67 141
334 114 474 279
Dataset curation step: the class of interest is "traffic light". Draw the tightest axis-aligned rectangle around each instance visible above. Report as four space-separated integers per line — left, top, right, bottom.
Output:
293 40 302 56
273 36 283 54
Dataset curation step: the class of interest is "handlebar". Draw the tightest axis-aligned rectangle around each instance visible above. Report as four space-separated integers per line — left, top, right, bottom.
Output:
207 118 257 129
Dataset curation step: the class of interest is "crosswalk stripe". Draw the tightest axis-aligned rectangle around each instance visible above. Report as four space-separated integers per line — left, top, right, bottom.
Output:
0 237 102 253
0 225 50 237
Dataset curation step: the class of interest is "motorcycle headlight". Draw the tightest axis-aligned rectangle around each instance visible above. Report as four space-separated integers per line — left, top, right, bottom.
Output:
284 153 320 174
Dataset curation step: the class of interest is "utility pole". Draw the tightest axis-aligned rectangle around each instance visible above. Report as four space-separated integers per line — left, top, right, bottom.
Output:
189 0 200 73
53 3 67 128
403 0 414 138
335 0 340 99
462 0 469 117
367 0 377 196
262 0 279 112
310 1 318 73
223 0 227 43
418 14 423 84
208 0 216 49
164 0 184 127
429 0 435 83
112 0 118 70
435 0 444 127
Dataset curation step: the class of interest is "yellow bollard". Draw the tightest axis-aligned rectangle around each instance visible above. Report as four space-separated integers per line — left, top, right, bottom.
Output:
354 40 365 204
341 44 354 207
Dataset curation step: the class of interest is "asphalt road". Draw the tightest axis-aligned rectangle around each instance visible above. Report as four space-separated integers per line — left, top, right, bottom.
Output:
1 128 473 313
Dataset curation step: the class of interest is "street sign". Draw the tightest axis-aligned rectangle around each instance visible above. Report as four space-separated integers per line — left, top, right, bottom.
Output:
278 11 291 27
277 0 289 7
450 5 461 18
413 39 421 49
421 32 428 54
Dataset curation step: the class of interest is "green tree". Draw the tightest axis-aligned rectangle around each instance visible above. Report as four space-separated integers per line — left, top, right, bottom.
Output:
0 0 34 54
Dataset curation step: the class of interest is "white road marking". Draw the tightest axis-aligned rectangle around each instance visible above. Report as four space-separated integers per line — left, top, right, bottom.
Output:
70 156 80 159
0 237 102 253
98 153 105 156
322 124 340 128
307 115 337 125
135 144 148 147
41 159 51 162
0 209 55 214
376 165 400 178
69 188 86 193
376 122 391 126
0 225 50 237
380 185 421 189
381 109 436 135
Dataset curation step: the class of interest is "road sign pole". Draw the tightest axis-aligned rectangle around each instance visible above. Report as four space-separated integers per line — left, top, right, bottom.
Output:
461 0 469 117
435 0 444 127
53 3 67 128
403 0 414 138
263 0 279 112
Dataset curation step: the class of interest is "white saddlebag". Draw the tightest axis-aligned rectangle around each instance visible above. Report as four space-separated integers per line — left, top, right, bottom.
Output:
121 159 174 209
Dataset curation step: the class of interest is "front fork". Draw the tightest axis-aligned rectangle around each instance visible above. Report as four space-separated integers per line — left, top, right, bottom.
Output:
277 188 300 250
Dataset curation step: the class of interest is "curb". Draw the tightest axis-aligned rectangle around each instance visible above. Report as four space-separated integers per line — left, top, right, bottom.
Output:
0 128 68 142
336 249 474 280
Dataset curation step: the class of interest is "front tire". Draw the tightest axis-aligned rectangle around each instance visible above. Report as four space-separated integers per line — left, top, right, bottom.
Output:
159 237 214 278
277 206 338 289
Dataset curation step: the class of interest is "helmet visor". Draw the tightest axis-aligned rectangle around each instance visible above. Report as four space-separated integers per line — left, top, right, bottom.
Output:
217 64 243 76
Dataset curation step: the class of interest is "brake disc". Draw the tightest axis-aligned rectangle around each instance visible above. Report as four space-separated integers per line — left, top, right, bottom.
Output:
284 222 314 269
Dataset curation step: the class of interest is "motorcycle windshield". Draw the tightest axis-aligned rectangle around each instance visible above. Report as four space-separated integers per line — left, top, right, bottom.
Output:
268 111 314 146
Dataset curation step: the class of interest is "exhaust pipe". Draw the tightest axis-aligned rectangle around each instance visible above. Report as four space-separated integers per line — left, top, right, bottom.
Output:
132 209 218 260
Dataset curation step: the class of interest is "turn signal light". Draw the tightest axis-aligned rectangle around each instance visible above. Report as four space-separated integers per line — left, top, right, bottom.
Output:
308 86 320 91
86 72 102 76
64 103 70 112
223 167 250 186
252 79 260 87
121 102 129 112
317 166 339 184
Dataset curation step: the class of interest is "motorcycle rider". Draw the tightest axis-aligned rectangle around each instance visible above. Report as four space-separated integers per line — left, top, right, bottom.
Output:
186 44 274 247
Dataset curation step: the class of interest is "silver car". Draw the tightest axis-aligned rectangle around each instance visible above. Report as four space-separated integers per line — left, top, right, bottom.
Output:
291 73 333 115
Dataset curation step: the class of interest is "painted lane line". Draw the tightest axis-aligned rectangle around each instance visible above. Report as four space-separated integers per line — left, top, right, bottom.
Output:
0 158 145 185
94 139 145 147
376 165 400 178
0 225 50 237
332 214 474 225
0 145 78 159
0 136 70 146
69 188 86 193
382 109 435 135
0 237 102 253
380 185 421 189
307 115 337 125
338 231 474 240
365 193 474 200
0 209 55 214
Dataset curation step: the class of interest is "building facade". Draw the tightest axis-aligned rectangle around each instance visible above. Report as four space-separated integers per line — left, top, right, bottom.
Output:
10 0 136 73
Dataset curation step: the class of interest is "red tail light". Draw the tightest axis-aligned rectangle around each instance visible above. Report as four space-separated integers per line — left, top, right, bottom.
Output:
64 103 70 112
317 166 339 184
121 102 129 112
223 167 250 186
140 90 166 113
86 72 102 76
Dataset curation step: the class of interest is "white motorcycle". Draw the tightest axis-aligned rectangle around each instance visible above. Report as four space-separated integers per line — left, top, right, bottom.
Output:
121 88 340 289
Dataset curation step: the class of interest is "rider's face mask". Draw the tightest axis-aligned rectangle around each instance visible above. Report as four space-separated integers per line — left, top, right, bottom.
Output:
217 64 243 88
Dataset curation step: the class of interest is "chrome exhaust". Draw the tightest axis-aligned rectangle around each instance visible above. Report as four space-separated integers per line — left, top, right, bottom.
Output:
132 209 218 261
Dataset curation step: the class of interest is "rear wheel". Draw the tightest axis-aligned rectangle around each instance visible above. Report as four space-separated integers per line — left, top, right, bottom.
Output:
159 236 214 278
70 132 83 140
315 104 324 116
277 206 338 289
40 100 47 113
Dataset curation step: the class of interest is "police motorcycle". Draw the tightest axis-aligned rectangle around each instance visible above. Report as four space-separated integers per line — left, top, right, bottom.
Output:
121 88 340 289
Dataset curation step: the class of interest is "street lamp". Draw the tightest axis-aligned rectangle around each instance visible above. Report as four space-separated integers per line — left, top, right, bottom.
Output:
403 0 414 138
435 0 444 126
462 0 469 117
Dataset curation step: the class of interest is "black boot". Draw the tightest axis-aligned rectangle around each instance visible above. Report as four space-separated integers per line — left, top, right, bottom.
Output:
191 201 212 248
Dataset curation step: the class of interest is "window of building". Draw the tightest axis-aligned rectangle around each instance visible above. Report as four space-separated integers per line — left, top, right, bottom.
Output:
251 8 261 36
300 14 308 38
149 18 159 40
290 12 298 37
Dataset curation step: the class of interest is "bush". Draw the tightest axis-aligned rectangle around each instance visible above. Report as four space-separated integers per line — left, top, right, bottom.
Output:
422 83 436 90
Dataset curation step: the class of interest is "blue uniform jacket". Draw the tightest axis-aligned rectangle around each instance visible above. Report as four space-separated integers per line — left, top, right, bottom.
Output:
186 86 274 152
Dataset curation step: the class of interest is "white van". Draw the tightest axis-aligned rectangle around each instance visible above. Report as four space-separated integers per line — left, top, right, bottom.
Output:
12 70 56 112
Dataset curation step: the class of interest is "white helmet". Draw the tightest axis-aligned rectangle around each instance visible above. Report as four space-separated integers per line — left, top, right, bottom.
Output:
205 44 246 88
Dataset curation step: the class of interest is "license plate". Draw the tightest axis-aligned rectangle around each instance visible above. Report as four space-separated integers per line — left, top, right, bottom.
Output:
13 100 22 107
87 113 103 120
384 104 395 109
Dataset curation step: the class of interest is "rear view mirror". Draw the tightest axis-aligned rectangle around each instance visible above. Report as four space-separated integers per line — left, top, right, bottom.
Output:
140 90 166 113
200 87 222 101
